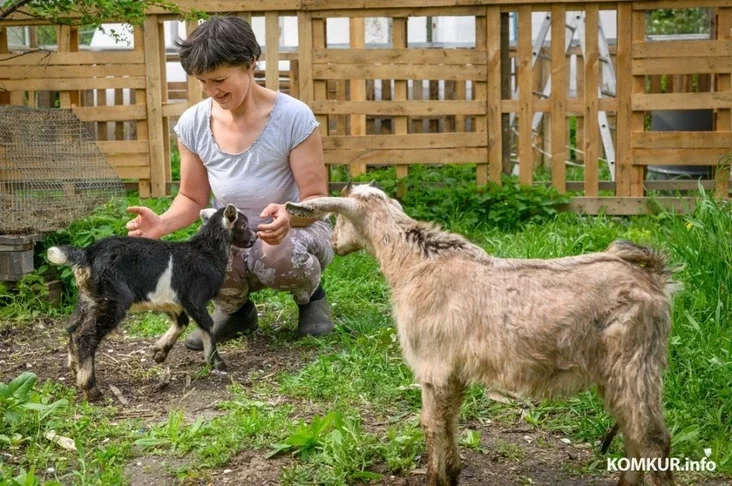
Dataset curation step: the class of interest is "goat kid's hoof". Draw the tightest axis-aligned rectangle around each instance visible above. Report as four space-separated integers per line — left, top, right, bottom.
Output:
152 347 169 364
213 360 228 372
83 387 104 403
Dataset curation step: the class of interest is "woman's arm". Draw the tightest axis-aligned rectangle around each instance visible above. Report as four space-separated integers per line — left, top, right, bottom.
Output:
289 129 328 226
257 129 328 244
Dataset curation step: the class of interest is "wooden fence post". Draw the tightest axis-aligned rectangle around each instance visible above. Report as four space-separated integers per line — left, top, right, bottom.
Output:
475 11 488 185
715 7 731 198
630 7 647 197
615 2 632 197
0 27 9 105
551 4 567 193
349 17 367 177
143 15 167 197
393 17 409 197
185 21 203 107
487 6 503 184
265 12 281 91
518 5 533 185
583 3 600 197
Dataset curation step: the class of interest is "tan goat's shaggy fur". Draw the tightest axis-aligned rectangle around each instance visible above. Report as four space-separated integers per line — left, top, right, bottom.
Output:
286 183 678 486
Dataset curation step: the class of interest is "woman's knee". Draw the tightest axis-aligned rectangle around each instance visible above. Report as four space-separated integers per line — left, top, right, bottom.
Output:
248 234 323 289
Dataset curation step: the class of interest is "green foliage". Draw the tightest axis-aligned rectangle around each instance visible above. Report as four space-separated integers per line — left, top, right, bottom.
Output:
133 411 204 451
276 411 386 484
0 373 68 430
0 272 59 322
268 411 346 459
0 0 202 27
0 372 69 465
647 8 712 35
351 165 570 232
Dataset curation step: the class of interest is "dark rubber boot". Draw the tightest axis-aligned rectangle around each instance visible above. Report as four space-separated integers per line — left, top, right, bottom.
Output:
296 286 334 338
184 300 258 351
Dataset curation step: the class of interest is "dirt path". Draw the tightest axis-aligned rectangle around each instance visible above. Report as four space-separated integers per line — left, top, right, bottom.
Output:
1 320 727 485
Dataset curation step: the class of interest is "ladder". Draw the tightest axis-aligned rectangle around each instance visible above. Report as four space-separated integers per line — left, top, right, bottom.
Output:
509 11 617 180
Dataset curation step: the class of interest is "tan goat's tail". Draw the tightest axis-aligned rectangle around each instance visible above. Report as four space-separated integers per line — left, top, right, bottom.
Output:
606 240 682 294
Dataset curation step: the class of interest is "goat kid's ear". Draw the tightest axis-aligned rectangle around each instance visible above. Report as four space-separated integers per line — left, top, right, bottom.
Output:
285 197 359 218
200 208 216 224
224 204 238 227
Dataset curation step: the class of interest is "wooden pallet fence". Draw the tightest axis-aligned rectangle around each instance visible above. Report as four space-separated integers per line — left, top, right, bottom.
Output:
2 0 729 215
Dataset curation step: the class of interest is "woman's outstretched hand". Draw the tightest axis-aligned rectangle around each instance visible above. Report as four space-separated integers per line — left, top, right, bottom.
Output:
126 206 166 240
257 203 291 245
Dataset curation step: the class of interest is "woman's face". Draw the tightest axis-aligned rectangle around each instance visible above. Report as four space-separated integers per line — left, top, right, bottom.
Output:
196 64 254 110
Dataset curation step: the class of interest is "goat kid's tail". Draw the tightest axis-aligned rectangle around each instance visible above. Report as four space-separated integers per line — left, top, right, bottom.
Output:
47 245 87 267
606 240 681 294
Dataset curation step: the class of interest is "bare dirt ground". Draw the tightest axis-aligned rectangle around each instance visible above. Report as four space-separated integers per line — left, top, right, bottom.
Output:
1 319 728 486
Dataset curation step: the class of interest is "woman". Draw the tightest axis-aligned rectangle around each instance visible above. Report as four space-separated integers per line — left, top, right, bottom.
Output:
125 16 334 348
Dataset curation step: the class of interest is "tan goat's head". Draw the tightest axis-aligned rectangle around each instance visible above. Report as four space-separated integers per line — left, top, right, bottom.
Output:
285 182 402 256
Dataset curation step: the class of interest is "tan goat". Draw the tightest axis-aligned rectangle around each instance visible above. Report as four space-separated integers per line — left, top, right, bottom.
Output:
286 183 678 486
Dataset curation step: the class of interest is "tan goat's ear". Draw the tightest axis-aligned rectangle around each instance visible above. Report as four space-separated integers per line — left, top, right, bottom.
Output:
341 181 353 196
285 197 359 218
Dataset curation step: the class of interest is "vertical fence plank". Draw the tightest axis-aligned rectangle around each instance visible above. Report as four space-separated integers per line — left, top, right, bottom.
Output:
297 12 313 106
3 23 22 105
583 3 599 197
455 80 466 132
487 6 502 184
290 59 300 99
630 9 646 197
334 79 346 135
114 89 125 141
551 4 567 193
715 8 731 199
158 20 171 186
615 2 632 197
0 27 8 104
393 17 409 197
313 18 327 135
143 16 166 197
57 26 71 108
97 89 108 141
132 27 150 197
185 21 203 106
518 5 533 185
575 52 585 163
475 13 488 185
69 27 80 107
349 17 367 177
266 12 281 91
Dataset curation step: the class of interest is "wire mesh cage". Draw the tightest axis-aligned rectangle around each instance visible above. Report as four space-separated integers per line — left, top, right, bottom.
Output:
0 105 125 234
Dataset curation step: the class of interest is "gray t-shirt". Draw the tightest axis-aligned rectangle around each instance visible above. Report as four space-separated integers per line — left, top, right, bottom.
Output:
173 92 319 229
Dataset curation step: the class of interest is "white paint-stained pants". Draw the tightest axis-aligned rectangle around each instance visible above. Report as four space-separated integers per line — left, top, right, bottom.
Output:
214 220 333 313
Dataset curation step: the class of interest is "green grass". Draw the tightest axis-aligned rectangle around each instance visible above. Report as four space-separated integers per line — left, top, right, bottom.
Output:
1 174 730 484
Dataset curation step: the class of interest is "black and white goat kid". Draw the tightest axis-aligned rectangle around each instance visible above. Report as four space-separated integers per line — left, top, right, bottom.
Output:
47 204 256 401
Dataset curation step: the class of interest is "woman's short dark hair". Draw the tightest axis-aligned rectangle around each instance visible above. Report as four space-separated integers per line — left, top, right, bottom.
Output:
177 16 262 76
